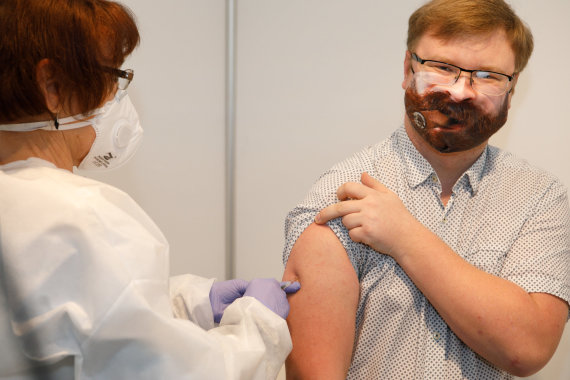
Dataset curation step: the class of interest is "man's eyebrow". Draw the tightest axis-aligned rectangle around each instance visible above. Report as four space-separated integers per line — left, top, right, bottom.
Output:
474 64 512 74
431 56 511 74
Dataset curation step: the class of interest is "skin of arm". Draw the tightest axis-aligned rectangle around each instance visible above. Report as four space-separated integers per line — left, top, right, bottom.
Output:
315 172 569 377
282 223 360 380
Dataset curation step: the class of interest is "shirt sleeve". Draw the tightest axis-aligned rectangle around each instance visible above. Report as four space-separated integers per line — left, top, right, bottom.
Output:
169 274 216 329
283 147 377 278
500 177 570 306
168 272 293 378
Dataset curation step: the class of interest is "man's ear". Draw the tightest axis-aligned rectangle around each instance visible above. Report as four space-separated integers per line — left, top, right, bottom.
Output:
507 73 519 109
402 51 413 90
35 59 60 114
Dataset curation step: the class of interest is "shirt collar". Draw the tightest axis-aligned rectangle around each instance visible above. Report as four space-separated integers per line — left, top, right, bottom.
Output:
396 125 487 196
462 148 487 195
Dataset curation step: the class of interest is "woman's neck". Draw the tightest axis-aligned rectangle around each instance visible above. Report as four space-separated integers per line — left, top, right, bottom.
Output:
0 130 75 171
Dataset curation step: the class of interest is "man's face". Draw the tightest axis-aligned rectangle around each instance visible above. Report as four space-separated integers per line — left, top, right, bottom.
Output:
401 30 517 154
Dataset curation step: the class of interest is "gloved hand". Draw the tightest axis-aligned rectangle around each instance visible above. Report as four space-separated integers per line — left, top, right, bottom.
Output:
209 279 249 323
244 278 301 319
210 279 301 323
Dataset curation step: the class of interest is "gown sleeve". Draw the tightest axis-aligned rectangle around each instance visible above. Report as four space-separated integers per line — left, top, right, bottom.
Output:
78 278 291 380
0 163 291 380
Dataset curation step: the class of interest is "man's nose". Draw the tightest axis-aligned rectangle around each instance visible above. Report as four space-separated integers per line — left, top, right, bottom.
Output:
447 72 476 102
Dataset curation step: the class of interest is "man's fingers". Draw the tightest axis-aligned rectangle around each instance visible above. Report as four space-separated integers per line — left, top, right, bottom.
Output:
337 181 369 201
315 200 359 224
341 213 361 230
361 172 387 191
347 226 365 245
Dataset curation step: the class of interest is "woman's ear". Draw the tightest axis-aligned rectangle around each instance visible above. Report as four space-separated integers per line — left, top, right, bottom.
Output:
36 59 60 114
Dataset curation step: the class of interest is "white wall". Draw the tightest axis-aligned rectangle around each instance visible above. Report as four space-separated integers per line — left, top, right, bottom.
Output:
86 1 569 378
88 0 227 280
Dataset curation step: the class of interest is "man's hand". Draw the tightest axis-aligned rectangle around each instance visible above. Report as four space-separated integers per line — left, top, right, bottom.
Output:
314 172 418 258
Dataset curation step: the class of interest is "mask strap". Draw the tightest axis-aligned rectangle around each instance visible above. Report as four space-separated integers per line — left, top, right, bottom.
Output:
54 111 60 130
0 91 125 132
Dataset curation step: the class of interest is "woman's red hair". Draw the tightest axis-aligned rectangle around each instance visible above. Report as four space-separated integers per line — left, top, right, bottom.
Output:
0 0 140 122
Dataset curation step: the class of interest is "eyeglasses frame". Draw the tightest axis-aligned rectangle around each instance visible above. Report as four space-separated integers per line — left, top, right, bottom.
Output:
105 67 134 90
410 52 515 96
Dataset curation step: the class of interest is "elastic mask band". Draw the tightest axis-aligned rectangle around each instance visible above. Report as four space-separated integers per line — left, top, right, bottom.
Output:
0 90 125 132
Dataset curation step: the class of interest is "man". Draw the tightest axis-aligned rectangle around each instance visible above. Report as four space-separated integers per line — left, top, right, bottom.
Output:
282 0 570 378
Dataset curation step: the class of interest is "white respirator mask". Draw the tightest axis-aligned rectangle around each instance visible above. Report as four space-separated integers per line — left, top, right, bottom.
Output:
0 90 143 171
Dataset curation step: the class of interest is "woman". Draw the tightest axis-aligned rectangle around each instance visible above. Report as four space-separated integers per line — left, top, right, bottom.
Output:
0 1 298 378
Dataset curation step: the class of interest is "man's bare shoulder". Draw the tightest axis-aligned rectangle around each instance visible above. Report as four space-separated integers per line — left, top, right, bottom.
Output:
283 223 360 379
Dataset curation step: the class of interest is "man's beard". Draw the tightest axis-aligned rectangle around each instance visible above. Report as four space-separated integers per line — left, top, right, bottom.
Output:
404 81 509 153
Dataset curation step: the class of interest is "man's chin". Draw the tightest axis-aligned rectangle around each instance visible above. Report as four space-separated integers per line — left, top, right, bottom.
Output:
424 129 471 153
432 123 464 131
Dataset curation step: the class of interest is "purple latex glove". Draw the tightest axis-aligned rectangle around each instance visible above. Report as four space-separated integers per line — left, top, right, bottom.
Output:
209 279 249 323
244 278 301 319
209 279 301 323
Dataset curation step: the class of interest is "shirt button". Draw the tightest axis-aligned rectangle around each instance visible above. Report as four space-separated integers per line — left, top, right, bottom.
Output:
431 175 438 183
442 217 447 224
433 332 441 342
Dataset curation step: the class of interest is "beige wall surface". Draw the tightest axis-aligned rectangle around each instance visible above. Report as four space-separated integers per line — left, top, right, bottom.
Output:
87 1 569 378
87 0 228 279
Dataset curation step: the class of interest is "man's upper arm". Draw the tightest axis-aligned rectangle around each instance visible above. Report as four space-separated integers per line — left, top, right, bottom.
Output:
283 223 360 380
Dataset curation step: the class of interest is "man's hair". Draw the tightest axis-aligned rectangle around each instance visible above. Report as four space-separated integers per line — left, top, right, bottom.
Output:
0 0 140 122
407 0 533 73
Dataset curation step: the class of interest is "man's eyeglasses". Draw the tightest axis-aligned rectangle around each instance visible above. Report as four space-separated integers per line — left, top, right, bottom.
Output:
106 67 134 90
410 53 514 96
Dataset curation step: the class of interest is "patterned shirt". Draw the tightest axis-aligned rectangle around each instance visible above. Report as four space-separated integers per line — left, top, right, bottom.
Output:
283 125 570 379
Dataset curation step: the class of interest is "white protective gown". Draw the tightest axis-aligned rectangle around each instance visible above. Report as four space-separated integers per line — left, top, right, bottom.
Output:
0 158 292 380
